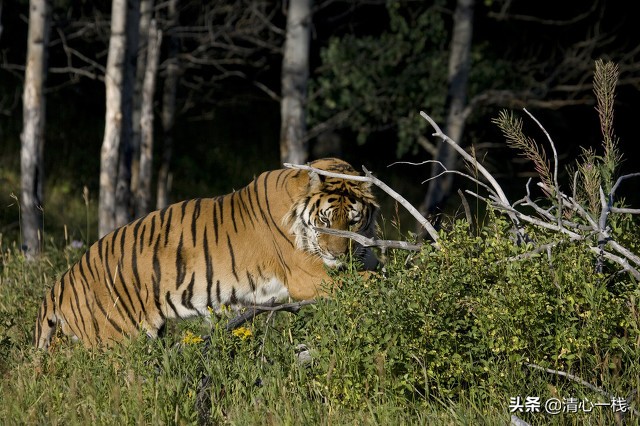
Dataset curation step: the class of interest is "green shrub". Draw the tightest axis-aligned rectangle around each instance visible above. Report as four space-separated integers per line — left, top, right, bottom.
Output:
1 212 639 424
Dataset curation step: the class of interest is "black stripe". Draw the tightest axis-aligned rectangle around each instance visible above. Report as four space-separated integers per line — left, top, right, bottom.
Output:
212 197 219 244
68 271 91 342
182 273 196 310
148 215 156 246
110 227 121 256
247 271 256 292
115 260 138 325
216 280 221 303
237 189 254 227
244 185 259 223
76 266 100 342
217 197 224 225
230 287 238 304
166 291 181 318
203 225 214 292
92 293 125 338
273 243 292 275
262 172 295 247
164 206 173 246
63 273 85 341
152 236 164 318
103 253 134 325
84 251 97 281
176 232 186 289
235 192 247 229
119 224 127 254
257 264 265 280
275 168 289 189
58 270 68 306
191 199 202 246
159 205 169 226
206 272 213 308
252 176 270 223
230 193 238 233
227 234 239 281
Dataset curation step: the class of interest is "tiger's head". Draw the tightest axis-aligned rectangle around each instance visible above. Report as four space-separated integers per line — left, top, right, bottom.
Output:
286 158 379 269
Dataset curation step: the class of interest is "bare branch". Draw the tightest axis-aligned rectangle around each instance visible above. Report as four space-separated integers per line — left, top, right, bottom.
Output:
225 299 317 330
420 111 517 219
524 362 640 417
312 226 422 251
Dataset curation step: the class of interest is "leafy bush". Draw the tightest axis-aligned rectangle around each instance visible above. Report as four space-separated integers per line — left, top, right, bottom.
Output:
1 209 639 424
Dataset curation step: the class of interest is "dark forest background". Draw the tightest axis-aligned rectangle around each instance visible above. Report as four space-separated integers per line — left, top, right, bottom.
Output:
1 0 639 245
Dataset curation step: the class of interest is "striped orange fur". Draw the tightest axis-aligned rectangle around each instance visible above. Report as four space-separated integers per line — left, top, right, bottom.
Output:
34 158 378 348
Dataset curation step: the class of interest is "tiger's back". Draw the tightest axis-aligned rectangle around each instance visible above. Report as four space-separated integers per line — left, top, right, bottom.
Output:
35 158 378 348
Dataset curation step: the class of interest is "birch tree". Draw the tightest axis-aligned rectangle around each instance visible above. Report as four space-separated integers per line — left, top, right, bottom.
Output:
135 19 162 216
156 0 179 210
420 0 474 218
130 0 154 211
20 0 51 257
114 0 141 227
279 0 312 164
99 0 132 237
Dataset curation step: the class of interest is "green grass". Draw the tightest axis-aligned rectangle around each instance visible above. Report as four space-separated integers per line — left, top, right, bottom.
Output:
1 214 639 425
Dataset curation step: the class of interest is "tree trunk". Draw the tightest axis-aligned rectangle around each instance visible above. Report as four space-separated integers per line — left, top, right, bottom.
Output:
136 20 162 216
114 0 141 227
279 0 312 165
0 0 4 41
156 0 180 210
420 0 474 222
130 0 154 207
99 0 129 237
20 0 51 257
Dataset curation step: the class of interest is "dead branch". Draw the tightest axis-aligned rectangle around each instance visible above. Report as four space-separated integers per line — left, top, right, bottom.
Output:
524 362 640 417
312 226 422 251
225 299 317 331
420 109 640 280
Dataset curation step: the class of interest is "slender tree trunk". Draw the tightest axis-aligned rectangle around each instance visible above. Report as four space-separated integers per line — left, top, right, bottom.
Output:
136 20 162 216
114 0 141 227
279 0 312 165
99 0 129 237
130 0 154 205
0 0 4 41
20 0 51 257
156 0 179 210
420 0 474 222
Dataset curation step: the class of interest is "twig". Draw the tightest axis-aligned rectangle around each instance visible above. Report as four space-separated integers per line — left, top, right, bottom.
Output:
312 226 422 251
523 108 563 228
458 189 474 231
419 111 515 216
524 362 640 417
225 299 317 331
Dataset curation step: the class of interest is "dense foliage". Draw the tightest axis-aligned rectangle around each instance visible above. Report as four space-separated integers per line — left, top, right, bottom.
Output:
1 212 638 424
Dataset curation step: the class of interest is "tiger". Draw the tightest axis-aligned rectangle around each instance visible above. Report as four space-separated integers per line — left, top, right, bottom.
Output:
34 158 379 349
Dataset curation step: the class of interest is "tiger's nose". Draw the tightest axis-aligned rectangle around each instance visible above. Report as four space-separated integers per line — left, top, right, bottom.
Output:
327 237 349 257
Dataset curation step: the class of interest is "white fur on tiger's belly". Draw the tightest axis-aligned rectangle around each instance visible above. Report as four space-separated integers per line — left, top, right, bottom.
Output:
162 277 290 321
246 277 291 305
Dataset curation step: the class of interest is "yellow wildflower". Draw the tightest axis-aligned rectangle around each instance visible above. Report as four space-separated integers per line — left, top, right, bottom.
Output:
182 330 204 345
232 326 253 340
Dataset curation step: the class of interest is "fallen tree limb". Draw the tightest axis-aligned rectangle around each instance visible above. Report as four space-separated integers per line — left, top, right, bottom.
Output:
524 362 640 417
225 299 317 331
312 226 422 251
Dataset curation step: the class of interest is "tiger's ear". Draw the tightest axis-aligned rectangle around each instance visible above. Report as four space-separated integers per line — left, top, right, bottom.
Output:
308 170 325 191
